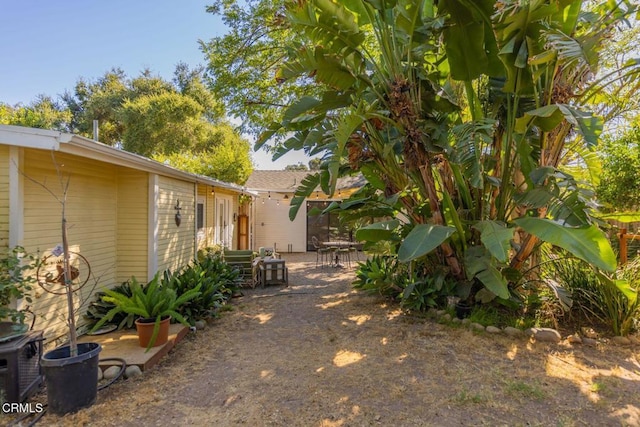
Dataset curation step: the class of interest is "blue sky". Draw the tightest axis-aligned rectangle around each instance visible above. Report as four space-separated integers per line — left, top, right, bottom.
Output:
0 0 312 169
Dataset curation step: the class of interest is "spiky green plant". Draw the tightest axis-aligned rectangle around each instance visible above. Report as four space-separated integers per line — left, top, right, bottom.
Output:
90 274 201 350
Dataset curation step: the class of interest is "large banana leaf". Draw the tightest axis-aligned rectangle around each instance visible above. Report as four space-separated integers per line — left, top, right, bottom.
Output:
473 221 514 263
439 0 498 81
288 172 320 221
514 217 616 272
515 104 603 147
476 266 509 300
463 246 509 299
598 212 640 223
398 224 456 262
327 108 366 194
450 119 495 189
356 220 400 243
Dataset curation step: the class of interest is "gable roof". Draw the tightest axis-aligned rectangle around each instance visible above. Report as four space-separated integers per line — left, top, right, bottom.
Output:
0 124 246 193
246 170 365 192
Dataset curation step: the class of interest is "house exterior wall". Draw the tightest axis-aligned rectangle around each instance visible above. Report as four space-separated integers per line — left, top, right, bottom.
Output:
21 149 119 342
0 125 247 345
0 145 9 252
254 196 307 252
116 168 148 283
157 175 195 273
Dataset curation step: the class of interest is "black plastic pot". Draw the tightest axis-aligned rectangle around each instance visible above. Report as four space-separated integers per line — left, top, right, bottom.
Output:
41 342 102 415
455 301 473 319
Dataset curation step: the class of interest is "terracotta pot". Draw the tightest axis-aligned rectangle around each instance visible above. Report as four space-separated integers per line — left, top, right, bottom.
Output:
135 316 170 348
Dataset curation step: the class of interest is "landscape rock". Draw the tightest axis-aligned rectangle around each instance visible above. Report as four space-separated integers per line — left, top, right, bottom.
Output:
581 327 599 339
451 318 461 324
125 365 143 379
612 336 631 346
627 335 640 346
504 327 524 337
566 334 582 344
582 337 597 347
461 318 471 325
470 323 485 332
427 308 438 318
530 328 561 343
97 367 103 381
194 320 207 330
103 366 121 380
436 310 447 317
440 313 452 323
486 326 502 334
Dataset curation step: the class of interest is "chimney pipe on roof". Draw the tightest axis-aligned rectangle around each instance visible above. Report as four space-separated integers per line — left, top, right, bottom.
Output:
92 120 99 141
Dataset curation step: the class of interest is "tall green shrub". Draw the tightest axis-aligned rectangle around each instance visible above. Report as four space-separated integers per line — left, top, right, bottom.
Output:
550 253 640 336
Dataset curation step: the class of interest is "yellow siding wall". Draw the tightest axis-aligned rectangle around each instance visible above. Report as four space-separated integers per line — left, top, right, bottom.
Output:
157 176 195 273
0 145 8 252
22 149 118 343
116 168 148 283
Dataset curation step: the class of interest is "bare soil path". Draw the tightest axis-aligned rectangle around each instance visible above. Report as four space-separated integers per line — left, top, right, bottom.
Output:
29 254 640 426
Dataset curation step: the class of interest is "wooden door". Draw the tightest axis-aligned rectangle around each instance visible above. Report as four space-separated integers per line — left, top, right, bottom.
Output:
238 214 249 250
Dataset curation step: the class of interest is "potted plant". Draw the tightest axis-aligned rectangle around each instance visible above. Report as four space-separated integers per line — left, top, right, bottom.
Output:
90 274 201 351
21 161 103 416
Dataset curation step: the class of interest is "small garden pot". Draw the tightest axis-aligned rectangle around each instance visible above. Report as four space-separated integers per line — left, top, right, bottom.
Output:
135 316 170 348
455 301 473 319
41 342 102 415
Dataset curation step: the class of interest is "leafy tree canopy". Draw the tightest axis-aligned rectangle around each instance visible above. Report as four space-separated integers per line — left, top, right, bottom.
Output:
154 123 253 184
2 64 253 184
201 0 318 138
284 162 308 171
597 126 640 211
0 95 71 131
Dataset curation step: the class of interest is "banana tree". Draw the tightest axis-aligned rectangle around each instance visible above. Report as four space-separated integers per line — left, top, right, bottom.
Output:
258 0 638 303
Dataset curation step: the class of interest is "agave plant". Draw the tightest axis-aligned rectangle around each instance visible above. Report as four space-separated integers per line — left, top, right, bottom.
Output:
90 274 201 349
84 281 136 330
259 0 638 305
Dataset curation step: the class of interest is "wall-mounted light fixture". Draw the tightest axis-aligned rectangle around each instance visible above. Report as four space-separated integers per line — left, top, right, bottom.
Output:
211 187 215 195
283 194 289 199
174 200 182 227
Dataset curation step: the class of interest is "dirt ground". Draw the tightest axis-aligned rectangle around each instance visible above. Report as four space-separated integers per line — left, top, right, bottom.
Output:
14 253 640 426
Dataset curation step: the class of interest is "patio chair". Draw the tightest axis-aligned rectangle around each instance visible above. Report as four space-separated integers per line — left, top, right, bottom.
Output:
337 246 351 268
348 243 361 261
223 249 256 286
311 236 332 268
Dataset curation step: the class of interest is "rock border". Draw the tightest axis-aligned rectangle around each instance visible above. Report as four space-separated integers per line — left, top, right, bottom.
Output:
425 308 640 348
